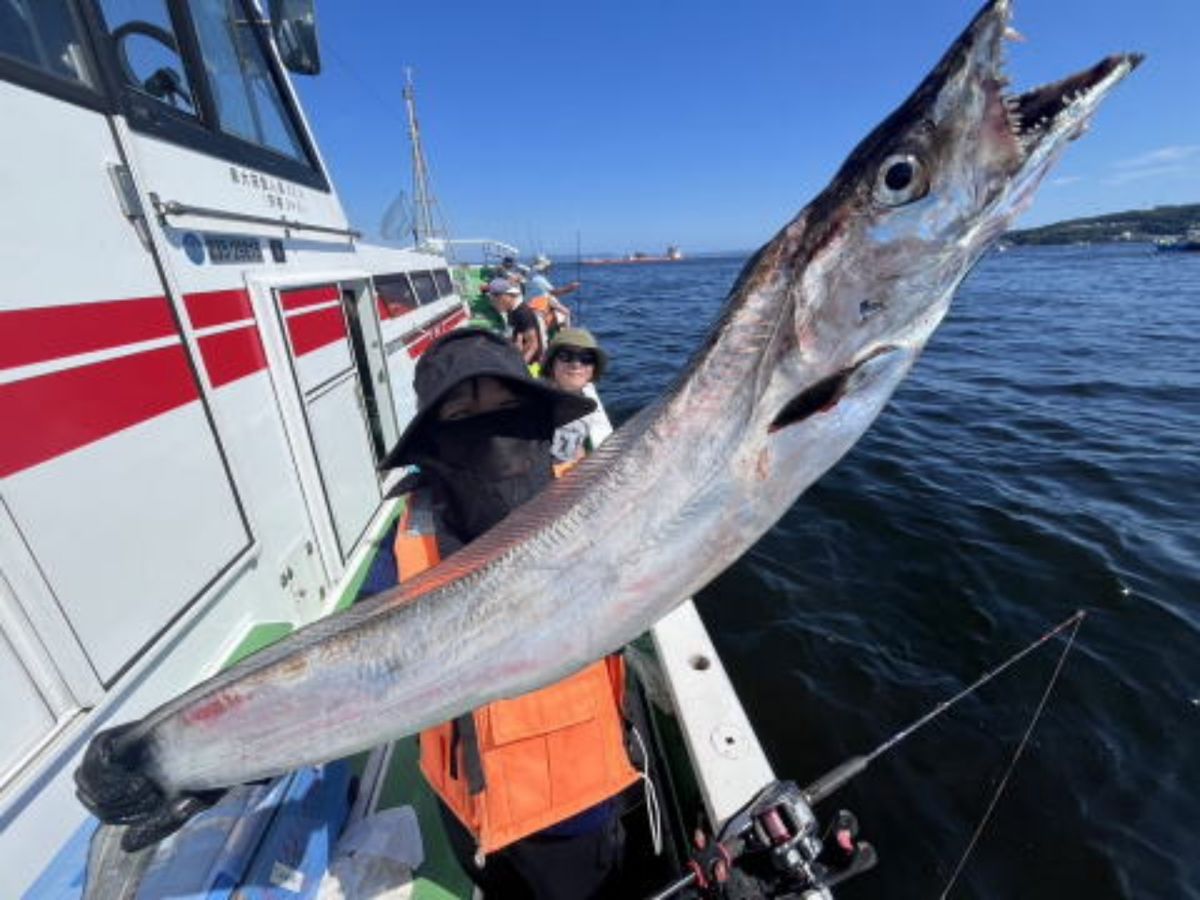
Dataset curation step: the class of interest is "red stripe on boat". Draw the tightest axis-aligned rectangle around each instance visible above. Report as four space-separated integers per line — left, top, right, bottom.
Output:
405 333 432 359
441 308 467 332
404 308 468 359
0 345 199 477
184 289 255 330
0 296 176 370
287 306 347 356
198 325 268 387
280 285 340 312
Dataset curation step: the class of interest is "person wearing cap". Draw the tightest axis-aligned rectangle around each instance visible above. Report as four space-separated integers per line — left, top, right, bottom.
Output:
542 328 613 475
487 276 544 368
491 256 528 294
365 328 638 898
525 255 577 338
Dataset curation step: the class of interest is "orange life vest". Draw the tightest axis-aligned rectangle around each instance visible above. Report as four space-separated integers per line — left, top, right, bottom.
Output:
527 293 566 334
394 491 638 854
552 459 578 478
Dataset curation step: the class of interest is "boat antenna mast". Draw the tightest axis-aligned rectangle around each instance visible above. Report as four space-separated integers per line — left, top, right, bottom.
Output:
403 67 451 256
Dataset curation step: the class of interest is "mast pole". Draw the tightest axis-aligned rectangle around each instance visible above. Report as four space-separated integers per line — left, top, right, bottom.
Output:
403 67 436 248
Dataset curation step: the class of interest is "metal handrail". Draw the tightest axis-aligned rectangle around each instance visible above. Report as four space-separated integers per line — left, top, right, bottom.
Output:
149 193 361 239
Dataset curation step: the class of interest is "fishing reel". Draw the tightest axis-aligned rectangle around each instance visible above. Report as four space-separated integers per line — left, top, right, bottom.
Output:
668 781 876 900
721 780 876 897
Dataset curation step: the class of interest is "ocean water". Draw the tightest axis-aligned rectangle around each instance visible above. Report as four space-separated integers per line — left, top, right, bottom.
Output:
572 244 1199 899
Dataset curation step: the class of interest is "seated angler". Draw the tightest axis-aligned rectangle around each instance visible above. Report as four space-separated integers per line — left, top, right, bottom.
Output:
525 255 578 339
487 277 544 369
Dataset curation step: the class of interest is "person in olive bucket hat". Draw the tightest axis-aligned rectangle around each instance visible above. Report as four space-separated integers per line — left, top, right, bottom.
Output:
543 326 609 381
365 326 638 897
378 326 594 545
542 327 614 473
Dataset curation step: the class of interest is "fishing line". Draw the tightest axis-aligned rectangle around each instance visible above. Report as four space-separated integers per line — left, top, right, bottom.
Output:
938 610 1085 898
804 610 1087 803
629 724 664 856
872 610 1084 764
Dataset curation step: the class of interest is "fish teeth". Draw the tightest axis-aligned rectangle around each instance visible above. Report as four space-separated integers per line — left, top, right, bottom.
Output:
1004 100 1023 136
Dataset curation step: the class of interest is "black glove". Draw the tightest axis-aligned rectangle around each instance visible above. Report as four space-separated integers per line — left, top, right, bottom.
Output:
74 723 223 852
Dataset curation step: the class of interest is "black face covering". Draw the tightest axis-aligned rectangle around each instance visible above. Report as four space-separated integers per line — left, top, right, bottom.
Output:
415 408 554 542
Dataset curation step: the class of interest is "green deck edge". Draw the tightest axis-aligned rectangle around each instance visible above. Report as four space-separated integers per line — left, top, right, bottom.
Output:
223 621 295 667
334 498 406 611
222 501 405 666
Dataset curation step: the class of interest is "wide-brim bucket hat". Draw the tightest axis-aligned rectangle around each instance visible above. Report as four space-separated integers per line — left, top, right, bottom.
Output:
380 327 596 470
544 327 608 380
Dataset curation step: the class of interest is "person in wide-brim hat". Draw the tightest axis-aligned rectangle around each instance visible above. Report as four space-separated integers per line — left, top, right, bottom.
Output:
380 327 595 471
363 328 635 899
543 327 608 381
541 328 614 474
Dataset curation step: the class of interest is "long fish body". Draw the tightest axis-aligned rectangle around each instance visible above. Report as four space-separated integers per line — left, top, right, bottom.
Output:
77 0 1139 847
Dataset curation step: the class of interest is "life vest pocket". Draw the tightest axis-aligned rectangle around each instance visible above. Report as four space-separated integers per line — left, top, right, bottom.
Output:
486 665 600 745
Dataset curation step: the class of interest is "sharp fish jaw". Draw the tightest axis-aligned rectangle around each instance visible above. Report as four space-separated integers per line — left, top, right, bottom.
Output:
946 1 1143 231
998 53 1143 216
763 0 1140 444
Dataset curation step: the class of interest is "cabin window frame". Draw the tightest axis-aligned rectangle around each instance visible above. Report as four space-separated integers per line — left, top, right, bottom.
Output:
433 268 454 298
411 270 439 306
82 0 330 192
0 0 112 113
374 271 420 317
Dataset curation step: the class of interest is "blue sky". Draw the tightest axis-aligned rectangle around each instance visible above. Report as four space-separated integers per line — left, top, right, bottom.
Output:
293 0 1200 255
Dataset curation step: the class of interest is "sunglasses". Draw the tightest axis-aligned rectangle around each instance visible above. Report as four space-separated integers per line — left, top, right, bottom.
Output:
555 348 597 366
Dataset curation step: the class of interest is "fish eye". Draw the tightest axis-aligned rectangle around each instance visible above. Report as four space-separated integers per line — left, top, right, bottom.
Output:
874 154 929 207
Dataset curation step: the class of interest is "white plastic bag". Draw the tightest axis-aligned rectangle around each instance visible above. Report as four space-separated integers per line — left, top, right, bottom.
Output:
316 806 424 899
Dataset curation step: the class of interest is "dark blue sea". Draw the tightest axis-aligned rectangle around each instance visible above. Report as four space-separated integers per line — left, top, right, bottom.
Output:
573 244 1199 899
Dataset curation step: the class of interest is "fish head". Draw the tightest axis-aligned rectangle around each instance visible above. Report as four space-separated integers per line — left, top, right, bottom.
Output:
756 0 1140 468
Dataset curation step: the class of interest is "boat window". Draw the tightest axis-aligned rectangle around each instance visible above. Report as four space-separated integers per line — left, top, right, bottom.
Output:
95 0 197 116
0 0 95 86
411 271 439 306
375 273 418 317
433 269 454 297
189 0 307 161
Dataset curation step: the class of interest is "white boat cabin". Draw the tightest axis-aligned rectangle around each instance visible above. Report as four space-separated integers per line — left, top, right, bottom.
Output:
0 2 470 891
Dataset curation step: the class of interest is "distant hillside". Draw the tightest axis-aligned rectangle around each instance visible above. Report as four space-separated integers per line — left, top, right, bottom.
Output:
1006 203 1200 245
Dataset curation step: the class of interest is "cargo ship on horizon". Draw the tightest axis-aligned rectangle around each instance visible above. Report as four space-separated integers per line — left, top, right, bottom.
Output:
581 244 684 265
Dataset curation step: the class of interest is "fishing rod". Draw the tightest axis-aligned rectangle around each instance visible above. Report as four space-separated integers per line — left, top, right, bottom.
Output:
647 610 1087 900
575 229 584 325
